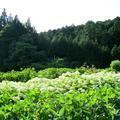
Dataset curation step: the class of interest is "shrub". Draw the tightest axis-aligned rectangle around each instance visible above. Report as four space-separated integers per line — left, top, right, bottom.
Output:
0 68 37 82
0 70 120 119
37 68 75 79
47 58 66 68
76 66 98 74
110 60 120 71
30 62 47 70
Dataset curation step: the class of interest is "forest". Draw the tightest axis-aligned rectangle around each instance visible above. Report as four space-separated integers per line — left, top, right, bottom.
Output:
0 8 120 71
0 8 120 119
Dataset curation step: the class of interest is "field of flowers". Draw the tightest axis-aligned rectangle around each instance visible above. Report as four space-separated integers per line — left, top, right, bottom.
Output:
0 68 120 119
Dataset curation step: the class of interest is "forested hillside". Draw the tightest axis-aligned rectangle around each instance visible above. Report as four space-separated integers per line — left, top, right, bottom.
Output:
0 9 120 71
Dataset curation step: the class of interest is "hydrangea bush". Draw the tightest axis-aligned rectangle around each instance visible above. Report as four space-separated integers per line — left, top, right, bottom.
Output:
0 70 120 119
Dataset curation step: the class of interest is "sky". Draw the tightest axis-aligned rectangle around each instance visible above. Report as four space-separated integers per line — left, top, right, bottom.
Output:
0 0 120 32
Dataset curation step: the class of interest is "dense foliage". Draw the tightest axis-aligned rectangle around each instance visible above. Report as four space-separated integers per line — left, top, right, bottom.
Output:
0 68 37 82
0 8 120 120
0 68 75 82
0 9 120 71
0 67 96 82
110 60 120 72
0 69 120 119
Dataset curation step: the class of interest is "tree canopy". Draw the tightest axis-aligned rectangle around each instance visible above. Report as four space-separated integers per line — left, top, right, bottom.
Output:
0 9 120 71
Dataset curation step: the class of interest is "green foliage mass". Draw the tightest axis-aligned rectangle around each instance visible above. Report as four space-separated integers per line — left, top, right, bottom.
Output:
0 9 120 71
110 60 120 71
37 68 75 79
0 68 37 82
0 67 99 81
0 8 120 120
0 69 120 119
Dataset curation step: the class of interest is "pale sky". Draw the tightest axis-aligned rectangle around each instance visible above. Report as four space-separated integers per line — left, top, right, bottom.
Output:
0 0 120 32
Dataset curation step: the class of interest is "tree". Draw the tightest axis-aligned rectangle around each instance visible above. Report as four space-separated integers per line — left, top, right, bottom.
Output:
0 8 8 30
111 45 120 60
0 8 8 26
6 42 37 69
25 18 36 33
